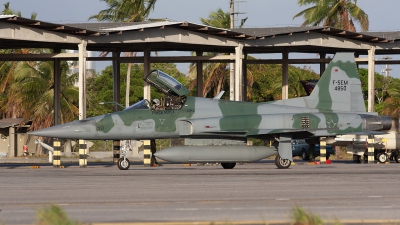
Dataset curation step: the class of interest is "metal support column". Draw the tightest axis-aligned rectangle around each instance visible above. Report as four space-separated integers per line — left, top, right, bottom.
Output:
53 139 61 168
368 135 375 164
234 43 243 101
79 139 87 168
229 0 235 101
113 140 120 165
319 137 326 164
196 51 203 97
112 52 121 165
319 53 326 77
368 46 375 112
230 56 235 100
78 40 87 120
78 41 87 168
143 140 151 166
8 127 15 157
112 52 121 112
282 49 289 100
242 53 247 101
53 49 61 126
143 48 151 101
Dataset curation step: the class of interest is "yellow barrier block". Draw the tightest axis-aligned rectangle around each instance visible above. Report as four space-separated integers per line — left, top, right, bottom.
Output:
30 166 40 169
184 164 191 167
291 162 296 165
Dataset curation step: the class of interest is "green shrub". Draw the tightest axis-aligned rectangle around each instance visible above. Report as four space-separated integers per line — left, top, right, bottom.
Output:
36 204 81 225
291 205 324 225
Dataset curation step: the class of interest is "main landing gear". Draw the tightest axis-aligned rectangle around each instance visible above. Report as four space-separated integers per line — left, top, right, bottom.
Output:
275 154 291 169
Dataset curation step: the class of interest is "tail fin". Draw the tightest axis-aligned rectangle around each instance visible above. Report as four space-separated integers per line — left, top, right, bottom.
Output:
307 52 365 113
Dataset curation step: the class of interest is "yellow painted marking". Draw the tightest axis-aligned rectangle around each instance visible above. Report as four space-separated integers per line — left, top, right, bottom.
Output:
144 149 151 154
184 164 191 167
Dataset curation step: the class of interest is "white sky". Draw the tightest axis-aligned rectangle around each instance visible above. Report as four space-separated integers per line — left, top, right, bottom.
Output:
4 0 400 77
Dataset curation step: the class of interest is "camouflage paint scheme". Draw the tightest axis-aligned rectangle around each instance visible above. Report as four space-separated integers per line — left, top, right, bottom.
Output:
30 53 391 162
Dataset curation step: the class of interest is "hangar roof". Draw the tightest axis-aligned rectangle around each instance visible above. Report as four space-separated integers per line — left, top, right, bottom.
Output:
1 15 400 55
0 118 24 128
1 14 394 43
233 27 390 43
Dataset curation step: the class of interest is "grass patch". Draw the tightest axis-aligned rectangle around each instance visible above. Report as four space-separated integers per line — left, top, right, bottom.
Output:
36 204 82 225
291 205 325 225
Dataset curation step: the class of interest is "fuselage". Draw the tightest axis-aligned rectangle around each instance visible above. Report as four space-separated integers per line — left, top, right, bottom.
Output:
29 96 389 140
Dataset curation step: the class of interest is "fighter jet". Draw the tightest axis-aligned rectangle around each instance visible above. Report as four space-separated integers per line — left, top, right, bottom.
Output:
29 52 391 170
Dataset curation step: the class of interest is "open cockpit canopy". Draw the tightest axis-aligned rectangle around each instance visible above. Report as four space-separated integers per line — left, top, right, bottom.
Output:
144 70 190 97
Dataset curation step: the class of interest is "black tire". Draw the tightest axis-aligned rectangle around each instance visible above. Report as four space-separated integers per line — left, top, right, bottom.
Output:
221 162 236 169
301 150 309 161
275 154 291 169
377 153 388 163
118 158 130 170
395 153 400 163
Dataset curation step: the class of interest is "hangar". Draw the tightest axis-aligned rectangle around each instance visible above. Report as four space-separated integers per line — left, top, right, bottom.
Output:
1 15 400 157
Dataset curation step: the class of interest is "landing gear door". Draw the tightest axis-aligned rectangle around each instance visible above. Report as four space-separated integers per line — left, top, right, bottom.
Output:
279 134 293 161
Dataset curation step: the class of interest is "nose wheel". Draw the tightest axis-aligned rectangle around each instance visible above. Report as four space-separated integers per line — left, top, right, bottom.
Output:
118 158 130 170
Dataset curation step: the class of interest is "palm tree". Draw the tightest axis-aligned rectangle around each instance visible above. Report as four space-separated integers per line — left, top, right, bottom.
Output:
293 0 369 32
189 9 248 98
10 51 79 130
0 3 38 119
88 0 157 22
2 2 37 19
89 0 157 107
382 88 400 118
200 8 230 28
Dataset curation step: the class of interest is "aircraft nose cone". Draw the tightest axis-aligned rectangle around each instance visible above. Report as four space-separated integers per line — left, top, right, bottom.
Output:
29 123 76 139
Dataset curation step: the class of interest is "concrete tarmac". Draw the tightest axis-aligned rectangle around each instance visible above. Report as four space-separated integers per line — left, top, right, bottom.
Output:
1 159 400 224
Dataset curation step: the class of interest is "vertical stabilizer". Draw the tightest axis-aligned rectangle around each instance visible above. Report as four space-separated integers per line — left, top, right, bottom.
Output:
307 52 365 113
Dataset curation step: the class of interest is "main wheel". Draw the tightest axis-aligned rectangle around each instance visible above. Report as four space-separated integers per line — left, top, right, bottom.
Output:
221 162 236 169
118 158 130 170
391 151 400 163
395 153 400 163
275 154 291 169
377 153 388 163
301 150 309 161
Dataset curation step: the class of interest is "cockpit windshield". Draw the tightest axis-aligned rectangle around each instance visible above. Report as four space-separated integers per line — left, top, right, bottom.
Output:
158 71 182 91
124 99 150 111
144 70 190 96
